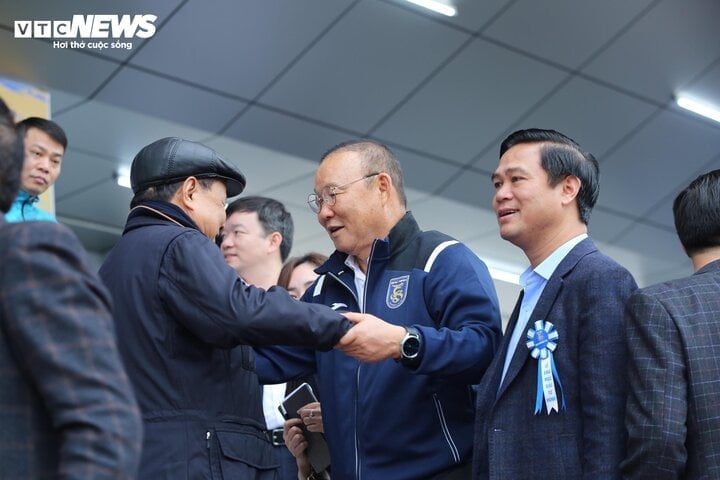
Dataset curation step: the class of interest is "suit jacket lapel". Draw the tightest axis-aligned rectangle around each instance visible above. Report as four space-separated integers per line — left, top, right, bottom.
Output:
491 291 524 399
496 237 597 400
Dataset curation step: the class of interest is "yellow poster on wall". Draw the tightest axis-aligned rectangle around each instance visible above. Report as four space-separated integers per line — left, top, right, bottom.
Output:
0 77 55 216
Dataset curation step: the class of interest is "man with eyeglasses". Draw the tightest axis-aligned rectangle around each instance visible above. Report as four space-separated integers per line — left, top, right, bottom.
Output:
255 140 502 480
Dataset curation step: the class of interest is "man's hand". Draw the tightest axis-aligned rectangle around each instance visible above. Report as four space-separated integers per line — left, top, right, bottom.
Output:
298 401 324 433
283 417 312 478
338 312 406 362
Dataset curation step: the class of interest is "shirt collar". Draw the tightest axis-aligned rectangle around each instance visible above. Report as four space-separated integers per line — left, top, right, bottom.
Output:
16 190 40 204
533 233 588 281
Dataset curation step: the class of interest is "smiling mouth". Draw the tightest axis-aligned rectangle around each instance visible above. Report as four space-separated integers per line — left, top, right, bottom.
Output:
327 226 343 235
497 209 518 218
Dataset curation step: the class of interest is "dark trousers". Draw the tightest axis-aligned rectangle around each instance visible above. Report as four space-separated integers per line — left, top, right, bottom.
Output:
274 444 299 480
430 462 472 480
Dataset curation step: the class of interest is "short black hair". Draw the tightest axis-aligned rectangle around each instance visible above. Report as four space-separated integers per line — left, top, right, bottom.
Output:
0 97 23 213
225 196 294 261
15 117 68 150
673 169 720 257
500 128 599 224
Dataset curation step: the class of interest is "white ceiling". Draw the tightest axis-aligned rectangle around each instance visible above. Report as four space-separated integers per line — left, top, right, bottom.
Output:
2 0 720 318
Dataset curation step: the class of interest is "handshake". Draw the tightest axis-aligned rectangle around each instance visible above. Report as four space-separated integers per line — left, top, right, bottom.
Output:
335 312 408 363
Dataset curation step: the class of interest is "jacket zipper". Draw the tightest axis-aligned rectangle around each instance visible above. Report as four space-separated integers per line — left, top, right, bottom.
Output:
326 241 379 480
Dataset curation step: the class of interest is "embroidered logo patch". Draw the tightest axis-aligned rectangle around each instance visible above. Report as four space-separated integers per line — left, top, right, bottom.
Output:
386 275 409 309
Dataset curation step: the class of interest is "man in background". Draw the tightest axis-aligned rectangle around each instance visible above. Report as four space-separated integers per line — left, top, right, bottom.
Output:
0 98 142 477
220 195 298 479
6 116 66 222
622 169 720 478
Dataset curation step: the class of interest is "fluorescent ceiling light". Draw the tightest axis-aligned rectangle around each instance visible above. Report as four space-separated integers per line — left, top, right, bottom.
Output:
676 94 720 124
115 168 131 189
405 0 456 17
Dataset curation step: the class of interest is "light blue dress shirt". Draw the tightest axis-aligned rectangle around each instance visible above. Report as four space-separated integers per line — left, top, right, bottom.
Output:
499 233 588 387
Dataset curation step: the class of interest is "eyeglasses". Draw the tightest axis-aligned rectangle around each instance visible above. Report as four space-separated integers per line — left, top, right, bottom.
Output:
307 172 380 213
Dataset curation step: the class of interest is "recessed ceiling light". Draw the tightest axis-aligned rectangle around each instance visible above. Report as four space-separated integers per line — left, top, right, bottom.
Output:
405 0 456 17
676 94 720 124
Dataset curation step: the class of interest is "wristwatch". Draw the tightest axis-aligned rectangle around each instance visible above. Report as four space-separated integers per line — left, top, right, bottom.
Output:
399 326 421 366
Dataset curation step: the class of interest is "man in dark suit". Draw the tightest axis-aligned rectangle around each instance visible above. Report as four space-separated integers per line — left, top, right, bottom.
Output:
473 129 637 479
622 169 720 479
0 99 143 476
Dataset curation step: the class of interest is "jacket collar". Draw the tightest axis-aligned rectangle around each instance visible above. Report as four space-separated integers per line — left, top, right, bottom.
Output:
317 211 419 276
15 190 40 205
695 258 720 275
123 200 201 234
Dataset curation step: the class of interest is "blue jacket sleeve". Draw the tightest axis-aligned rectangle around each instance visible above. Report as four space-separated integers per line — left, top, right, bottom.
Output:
413 243 502 382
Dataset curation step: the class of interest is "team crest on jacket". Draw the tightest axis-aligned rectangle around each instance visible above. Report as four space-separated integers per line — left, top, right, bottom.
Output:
386 275 409 309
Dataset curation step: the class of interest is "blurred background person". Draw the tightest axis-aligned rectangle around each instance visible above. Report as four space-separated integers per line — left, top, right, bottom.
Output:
278 252 329 480
220 195 299 480
7 117 66 222
0 97 142 477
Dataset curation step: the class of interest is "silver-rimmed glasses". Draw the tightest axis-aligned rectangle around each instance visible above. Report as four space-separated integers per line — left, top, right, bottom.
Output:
307 172 380 213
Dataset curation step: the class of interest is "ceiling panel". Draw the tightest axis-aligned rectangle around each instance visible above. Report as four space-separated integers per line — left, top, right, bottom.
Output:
583 0 720 103
510 76 657 158
54 148 118 200
203 136 318 198
644 153 720 227
442 0 517 32
389 148 464 195
598 109 720 215
96 66 247 133
129 0 354 100
0 30 118 98
373 36 567 162
613 221 685 264
585 208 636 245
51 99 210 166
56 179 133 228
261 0 468 133
680 59 720 108
436 166 495 209
483 0 655 69
224 106 353 164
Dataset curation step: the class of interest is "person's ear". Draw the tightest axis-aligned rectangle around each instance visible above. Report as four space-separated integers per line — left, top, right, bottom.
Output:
267 231 282 253
560 175 581 206
178 176 200 209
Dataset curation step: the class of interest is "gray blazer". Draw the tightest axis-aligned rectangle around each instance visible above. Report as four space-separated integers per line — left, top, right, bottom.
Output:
622 259 720 479
0 217 142 478
473 238 637 479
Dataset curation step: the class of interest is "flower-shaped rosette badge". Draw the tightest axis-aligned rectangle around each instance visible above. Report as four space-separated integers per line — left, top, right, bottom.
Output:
526 320 565 414
527 320 558 360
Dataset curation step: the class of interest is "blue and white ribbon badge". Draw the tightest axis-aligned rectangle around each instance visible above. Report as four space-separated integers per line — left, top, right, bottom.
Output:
526 320 566 415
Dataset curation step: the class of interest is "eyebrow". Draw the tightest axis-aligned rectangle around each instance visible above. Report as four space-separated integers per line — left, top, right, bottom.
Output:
491 166 529 181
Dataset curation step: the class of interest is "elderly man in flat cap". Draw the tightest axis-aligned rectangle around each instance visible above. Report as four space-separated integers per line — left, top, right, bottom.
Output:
100 137 367 479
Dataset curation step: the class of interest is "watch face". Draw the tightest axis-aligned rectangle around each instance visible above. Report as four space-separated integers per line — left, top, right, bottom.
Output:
402 336 420 358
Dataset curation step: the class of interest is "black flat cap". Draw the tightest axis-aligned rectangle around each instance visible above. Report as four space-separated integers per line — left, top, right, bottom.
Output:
130 137 246 197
